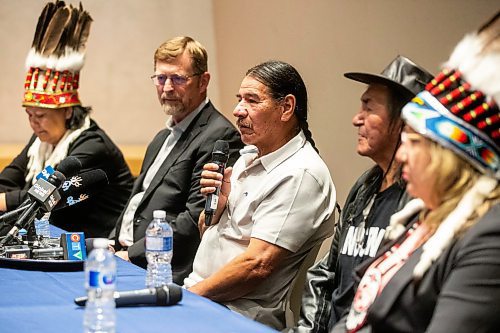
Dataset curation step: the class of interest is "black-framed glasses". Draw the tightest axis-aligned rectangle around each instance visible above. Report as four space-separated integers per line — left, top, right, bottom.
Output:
150 73 202 86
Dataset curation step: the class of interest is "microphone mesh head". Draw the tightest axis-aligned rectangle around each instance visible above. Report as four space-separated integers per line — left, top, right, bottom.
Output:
56 156 82 177
50 170 66 187
168 284 183 304
213 140 229 155
54 169 108 211
158 284 182 305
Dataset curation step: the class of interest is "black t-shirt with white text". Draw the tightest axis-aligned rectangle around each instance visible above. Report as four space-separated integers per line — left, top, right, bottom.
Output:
329 182 405 326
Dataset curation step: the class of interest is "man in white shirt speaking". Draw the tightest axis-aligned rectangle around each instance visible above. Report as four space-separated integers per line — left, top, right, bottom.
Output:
184 60 336 330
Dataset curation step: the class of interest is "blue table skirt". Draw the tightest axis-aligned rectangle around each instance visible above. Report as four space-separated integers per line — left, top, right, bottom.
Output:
0 227 277 332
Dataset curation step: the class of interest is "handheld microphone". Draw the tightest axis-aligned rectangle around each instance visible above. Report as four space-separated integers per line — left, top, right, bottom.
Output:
74 284 183 307
204 140 230 226
53 169 109 211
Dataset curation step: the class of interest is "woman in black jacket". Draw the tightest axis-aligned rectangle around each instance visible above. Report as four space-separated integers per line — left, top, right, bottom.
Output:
0 106 134 238
0 1 133 238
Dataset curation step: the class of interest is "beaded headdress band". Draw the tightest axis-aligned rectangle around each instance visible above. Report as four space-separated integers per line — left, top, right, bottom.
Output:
402 12 500 179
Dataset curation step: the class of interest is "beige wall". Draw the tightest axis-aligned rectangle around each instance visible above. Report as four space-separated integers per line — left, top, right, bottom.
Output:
0 0 497 209
0 0 220 144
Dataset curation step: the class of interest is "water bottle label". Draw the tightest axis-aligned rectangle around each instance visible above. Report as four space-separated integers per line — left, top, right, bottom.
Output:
164 237 172 251
34 219 50 238
146 236 172 251
89 270 116 289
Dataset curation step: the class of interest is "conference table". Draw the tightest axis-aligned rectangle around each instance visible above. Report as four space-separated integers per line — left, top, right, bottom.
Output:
0 228 278 333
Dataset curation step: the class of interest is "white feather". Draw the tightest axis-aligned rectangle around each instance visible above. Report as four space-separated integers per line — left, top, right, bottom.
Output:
46 55 58 70
25 49 47 69
385 198 425 240
445 32 500 103
56 48 85 71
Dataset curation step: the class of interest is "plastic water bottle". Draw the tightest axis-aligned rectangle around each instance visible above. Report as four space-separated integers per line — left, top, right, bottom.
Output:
145 210 173 287
83 238 116 333
34 213 50 238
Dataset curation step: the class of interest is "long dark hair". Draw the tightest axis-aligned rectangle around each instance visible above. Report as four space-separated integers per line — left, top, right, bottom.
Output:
66 105 91 130
246 60 318 153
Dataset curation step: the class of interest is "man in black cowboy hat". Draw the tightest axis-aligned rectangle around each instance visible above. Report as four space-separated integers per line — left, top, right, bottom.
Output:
289 56 433 333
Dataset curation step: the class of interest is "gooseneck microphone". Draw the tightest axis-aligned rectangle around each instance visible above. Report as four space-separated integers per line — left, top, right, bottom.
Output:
0 164 56 225
0 203 31 225
204 140 230 227
0 171 66 246
0 169 108 231
74 284 183 307
0 156 82 246
0 157 82 225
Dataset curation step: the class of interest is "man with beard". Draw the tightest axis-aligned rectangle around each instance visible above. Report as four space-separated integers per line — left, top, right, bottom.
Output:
111 36 243 284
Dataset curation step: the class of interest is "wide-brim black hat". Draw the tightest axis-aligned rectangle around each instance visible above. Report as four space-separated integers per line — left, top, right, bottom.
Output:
344 55 433 101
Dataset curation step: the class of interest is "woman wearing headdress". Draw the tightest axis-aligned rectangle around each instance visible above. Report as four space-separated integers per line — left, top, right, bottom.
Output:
332 11 500 333
0 1 133 238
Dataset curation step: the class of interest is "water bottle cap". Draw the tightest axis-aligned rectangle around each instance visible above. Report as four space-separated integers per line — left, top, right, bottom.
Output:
153 210 166 219
93 238 108 249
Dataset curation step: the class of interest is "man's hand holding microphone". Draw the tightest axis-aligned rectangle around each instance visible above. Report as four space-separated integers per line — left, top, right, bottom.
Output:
199 140 231 236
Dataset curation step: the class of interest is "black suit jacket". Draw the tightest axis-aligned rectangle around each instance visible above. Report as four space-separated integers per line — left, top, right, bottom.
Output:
332 203 500 333
113 102 243 284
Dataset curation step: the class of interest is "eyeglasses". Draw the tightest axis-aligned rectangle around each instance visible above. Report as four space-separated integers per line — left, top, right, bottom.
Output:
150 73 202 86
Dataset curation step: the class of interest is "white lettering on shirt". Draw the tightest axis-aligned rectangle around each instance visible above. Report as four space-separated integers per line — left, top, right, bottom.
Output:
340 226 386 258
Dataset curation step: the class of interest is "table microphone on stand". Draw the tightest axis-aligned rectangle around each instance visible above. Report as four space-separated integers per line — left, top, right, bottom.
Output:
0 157 81 230
0 171 65 247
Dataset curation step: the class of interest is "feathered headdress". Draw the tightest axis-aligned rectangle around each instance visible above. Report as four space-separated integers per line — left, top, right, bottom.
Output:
23 0 92 108
394 11 500 279
402 12 500 179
